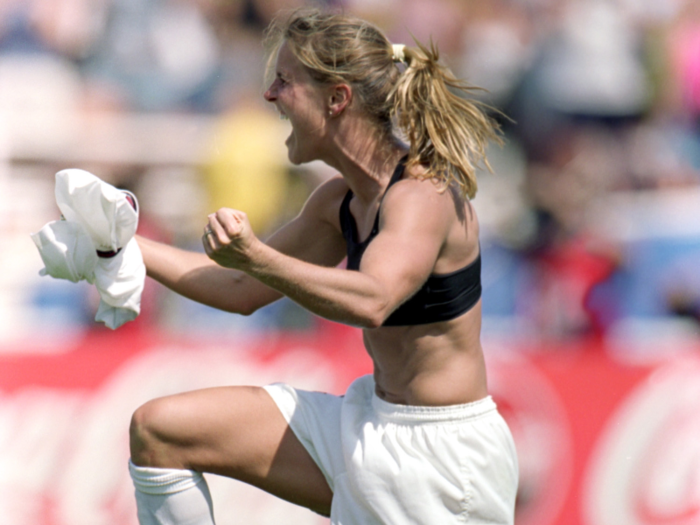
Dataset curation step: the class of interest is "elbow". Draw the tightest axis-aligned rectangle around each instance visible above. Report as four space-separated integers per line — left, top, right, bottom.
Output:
361 316 384 330
216 297 262 317
355 299 392 329
231 301 261 317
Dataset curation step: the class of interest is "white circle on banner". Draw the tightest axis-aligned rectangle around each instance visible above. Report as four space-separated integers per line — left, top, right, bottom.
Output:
583 356 700 525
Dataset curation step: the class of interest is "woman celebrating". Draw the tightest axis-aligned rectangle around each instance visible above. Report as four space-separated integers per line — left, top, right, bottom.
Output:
129 8 518 525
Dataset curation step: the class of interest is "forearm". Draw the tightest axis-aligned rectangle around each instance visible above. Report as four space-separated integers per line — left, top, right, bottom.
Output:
137 235 281 314
241 241 390 327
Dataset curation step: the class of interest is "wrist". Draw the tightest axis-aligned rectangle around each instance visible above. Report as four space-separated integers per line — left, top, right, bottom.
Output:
237 237 268 274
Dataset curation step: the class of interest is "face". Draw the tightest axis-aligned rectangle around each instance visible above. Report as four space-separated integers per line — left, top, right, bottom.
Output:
264 42 330 165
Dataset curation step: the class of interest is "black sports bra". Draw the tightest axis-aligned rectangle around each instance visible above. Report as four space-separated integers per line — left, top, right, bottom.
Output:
339 157 482 326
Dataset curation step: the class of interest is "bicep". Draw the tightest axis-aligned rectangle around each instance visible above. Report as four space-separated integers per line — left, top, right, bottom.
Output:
359 229 441 311
358 186 449 312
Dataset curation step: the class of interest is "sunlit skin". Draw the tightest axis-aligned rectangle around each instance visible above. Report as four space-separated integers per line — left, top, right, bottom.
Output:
263 43 333 165
206 41 488 407
130 38 488 516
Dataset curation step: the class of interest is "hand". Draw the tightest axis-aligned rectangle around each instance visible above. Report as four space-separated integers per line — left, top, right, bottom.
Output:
202 208 258 269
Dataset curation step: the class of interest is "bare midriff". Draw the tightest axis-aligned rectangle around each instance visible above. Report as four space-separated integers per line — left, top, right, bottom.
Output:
363 301 488 407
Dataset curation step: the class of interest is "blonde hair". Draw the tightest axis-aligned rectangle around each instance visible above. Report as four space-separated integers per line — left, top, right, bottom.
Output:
263 9 502 199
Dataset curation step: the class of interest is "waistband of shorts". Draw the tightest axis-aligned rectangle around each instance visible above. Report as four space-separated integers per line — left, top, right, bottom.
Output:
371 394 497 424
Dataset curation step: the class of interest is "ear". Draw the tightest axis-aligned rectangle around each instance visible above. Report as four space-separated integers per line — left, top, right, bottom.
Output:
327 83 352 117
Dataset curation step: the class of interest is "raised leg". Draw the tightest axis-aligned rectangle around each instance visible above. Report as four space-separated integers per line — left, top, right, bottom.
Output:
129 385 333 520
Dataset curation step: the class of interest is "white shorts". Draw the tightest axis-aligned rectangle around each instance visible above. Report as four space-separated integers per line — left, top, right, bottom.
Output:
264 375 519 525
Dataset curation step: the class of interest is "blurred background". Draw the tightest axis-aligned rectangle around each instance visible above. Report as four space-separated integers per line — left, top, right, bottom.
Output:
1 0 699 524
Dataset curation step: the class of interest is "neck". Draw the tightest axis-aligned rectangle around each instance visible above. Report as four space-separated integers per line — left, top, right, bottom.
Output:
321 117 407 203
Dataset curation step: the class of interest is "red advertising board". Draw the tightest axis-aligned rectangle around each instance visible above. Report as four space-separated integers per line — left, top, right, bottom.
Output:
0 327 698 525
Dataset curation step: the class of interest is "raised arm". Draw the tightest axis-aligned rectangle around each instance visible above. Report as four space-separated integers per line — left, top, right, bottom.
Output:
205 178 455 327
138 177 349 315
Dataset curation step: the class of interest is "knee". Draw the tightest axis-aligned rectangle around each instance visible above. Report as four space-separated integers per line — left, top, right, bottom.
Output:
129 398 170 466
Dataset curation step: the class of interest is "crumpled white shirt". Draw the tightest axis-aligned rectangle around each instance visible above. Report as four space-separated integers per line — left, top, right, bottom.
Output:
31 169 146 329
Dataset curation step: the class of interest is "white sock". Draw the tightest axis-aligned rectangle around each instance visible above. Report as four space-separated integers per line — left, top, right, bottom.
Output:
129 460 216 525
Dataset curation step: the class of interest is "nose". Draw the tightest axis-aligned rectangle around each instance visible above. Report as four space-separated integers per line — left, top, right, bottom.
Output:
264 81 277 102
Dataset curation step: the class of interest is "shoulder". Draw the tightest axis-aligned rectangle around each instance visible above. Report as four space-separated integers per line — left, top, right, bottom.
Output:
381 164 472 234
303 174 348 208
311 174 350 199
299 174 349 224
384 165 456 216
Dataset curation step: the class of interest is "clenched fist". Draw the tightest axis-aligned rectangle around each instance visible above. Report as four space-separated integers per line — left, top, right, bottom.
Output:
202 208 259 269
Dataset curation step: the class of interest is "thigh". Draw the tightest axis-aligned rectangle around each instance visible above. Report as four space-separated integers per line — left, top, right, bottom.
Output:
130 385 332 515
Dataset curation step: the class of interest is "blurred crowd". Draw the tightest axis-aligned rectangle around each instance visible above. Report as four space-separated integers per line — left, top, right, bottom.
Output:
1 0 699 352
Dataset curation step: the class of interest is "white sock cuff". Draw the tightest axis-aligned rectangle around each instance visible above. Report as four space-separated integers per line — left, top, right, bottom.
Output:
129 460 206 495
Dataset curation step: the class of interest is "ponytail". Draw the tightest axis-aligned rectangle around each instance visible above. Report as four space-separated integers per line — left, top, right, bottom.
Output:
263 9 501 200
390 40 503 200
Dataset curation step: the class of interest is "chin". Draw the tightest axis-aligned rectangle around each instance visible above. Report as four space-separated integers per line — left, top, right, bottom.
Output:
286 145 314 166
286 147 302 165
